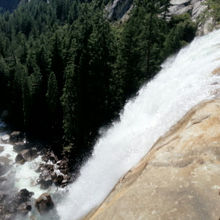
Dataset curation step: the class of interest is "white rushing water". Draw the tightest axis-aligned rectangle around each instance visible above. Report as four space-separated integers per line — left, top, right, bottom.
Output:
57 30 220 219
0 126 55 199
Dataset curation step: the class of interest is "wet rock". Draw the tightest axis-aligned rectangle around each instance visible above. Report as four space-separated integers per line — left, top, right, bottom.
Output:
15 153 25 165
15 189 34 204
38 170 53 189
35 193 54 214
13 142 28 153
4 213 16 220
21 148 38 161
15 148 38 164
53 174 63 186
1 134 10 143
17 201 32 215
1 189 34 218
10 131 24 143
36 163 45 173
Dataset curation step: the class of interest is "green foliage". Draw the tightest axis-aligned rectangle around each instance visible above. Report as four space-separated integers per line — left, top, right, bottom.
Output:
163 14 196 55
0 0 196 157
207 0 220 22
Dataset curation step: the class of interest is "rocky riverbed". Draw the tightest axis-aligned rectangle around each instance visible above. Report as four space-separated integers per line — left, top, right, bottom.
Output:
0 124 73 220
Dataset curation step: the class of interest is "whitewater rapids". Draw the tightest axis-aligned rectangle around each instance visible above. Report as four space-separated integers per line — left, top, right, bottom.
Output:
57 29 220 220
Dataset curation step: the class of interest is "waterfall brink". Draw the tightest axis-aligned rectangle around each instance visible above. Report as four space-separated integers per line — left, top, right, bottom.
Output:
57 30 220 220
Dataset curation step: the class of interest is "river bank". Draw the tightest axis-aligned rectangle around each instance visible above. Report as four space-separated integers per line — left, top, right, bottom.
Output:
0 122 73 220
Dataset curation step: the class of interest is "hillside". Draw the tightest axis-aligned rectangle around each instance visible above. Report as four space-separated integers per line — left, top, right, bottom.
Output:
0 0 197 160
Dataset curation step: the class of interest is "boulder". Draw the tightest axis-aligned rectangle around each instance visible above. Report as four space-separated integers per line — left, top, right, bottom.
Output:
35 193 54 214
1 134 10 143
15 153 25 165
20 148 38 161
15 189 34 204
13 142 28 153
15 148 38 164
9 131 24 143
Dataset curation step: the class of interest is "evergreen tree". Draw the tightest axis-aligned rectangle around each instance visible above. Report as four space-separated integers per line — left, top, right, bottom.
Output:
46 71 59 132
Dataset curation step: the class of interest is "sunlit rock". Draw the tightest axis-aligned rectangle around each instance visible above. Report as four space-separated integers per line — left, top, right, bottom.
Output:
85 100 220 220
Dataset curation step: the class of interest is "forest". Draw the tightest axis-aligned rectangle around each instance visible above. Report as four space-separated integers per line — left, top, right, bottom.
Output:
0 0 196 161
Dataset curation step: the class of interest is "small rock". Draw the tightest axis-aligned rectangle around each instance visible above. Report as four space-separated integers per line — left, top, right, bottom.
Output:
15 154 25 165
36 163 45 173
53 175 63 186
35 193 54 214
49 152 58 163
1 134 10 143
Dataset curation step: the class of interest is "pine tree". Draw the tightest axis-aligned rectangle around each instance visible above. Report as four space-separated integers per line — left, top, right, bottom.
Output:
46 71 59 131
61 62 76 143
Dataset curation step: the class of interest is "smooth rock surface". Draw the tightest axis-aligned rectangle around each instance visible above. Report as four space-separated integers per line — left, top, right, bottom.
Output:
85 99 220 220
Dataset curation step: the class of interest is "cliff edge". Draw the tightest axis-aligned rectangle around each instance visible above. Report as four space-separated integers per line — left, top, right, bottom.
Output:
85 99 220 220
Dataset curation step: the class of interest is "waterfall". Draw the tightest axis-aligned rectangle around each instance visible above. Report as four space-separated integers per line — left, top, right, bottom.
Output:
57 29 220 220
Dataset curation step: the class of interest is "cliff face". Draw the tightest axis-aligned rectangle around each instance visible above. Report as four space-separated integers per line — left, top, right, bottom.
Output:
105 0 133 21
106 0 218 36
85 99 220 220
